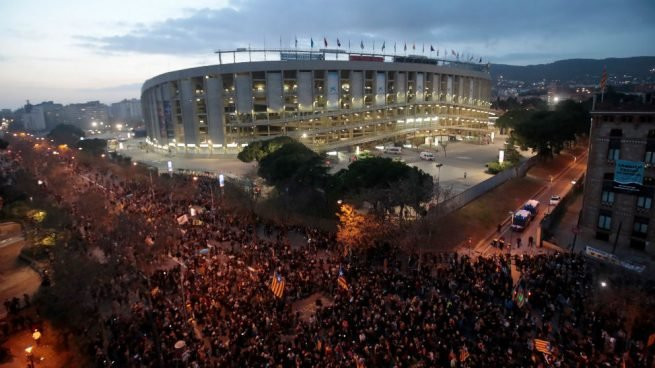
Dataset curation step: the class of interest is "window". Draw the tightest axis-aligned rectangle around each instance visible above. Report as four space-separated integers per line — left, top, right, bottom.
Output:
609 128 623 137
646 151 655 164
637 196 652 209
597 213 612 230
607 148 620 161
633 217 648 236
601 190 615 204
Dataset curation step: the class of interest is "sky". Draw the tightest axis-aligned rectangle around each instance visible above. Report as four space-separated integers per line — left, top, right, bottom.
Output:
1 0 654 109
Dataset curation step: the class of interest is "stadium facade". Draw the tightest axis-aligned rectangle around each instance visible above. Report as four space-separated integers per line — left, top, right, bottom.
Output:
141 49 494 154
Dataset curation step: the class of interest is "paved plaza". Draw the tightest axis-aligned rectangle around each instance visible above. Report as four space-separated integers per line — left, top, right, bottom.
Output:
119 135 525 196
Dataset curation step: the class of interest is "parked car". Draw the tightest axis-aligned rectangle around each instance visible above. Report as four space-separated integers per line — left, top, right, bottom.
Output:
419 151 436 161
549 195 561 206
384 146 402 154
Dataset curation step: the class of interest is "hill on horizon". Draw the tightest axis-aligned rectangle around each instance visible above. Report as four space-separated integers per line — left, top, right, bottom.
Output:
491 56 655 85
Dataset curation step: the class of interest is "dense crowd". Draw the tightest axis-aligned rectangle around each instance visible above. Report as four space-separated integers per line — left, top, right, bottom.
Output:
3 140 655 367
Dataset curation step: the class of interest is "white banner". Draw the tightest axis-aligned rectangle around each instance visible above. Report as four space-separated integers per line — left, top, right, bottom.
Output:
326 71 339 111
177 214 189 225
396 72 406 103
416 73 424 102
375 72 386 106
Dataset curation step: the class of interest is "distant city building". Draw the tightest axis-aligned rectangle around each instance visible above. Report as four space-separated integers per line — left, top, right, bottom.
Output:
21 101 46 131
110 98 142 122
64 101 109 130
141 48 493 154
581 94 655 254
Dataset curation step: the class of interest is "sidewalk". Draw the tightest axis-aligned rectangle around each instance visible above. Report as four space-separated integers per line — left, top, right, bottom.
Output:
548 195 655 277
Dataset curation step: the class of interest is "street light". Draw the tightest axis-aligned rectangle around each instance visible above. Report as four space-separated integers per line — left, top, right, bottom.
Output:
25 346 35 368
32 329 41 346
435 163 443 182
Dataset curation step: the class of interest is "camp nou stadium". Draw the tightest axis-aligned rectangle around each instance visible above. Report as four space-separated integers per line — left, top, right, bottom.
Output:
141 47 493 155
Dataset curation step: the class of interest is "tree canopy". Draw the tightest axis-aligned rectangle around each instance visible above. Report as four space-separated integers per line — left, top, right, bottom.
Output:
237 136 295 162
497 100 590 157
333 157 434 216
47 124 85 146
257 140 328 188
75 138 107 156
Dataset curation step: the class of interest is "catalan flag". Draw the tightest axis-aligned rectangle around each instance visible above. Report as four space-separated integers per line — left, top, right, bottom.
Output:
534 339 552 354
459 348 469 362
599 66 608 92
353 355 366 368
337 266 349 291
270 272 285 298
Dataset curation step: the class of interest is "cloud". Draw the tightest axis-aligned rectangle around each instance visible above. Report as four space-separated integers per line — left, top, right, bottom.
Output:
75 0 655 64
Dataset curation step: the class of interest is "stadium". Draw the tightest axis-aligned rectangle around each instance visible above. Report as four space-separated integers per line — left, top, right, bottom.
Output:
141 48 494 155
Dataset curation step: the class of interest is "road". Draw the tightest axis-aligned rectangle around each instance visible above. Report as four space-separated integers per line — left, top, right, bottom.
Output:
475 150 588 256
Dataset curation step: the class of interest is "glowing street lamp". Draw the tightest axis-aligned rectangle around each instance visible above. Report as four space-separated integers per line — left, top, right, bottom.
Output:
25 346 35 368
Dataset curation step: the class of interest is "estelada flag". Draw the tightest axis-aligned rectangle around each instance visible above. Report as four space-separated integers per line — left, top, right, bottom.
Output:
534 339 552 354
459 348 469 362
270 272 285 298
647 333 655 347
337 266 349 291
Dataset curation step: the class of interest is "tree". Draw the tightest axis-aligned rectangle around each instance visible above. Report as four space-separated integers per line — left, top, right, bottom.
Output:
47 124 85 146
500 101 590 158
75 138 107 156
439 140 449 158
258 140 328 188
237 136 295 162
333 157 434 219
336 203 385 255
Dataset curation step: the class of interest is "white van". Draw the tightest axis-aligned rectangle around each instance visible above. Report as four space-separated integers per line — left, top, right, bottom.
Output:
419 151 435 161
384 146 402 154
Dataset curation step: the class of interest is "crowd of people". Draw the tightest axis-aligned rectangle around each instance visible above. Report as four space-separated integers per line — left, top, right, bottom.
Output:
3 138 655 367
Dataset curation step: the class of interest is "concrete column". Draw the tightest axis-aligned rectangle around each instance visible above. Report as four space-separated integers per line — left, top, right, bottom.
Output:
148 90 159 143
179 79 198 145
154 86 166 144
205 76 226 146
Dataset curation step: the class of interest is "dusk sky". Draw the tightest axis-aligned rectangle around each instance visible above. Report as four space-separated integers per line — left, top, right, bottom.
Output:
1 0 653 109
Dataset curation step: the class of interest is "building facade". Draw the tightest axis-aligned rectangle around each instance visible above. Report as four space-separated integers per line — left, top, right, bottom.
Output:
110 98 142 123
63 101 110 130
22 102 46 131
581 99 655 254
141 50 493 154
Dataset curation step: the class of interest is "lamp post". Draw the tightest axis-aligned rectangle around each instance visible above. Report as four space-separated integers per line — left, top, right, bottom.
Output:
25 346 35 368
435 163 443 183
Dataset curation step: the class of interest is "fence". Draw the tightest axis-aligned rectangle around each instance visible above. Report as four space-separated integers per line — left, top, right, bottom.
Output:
432 156 538 218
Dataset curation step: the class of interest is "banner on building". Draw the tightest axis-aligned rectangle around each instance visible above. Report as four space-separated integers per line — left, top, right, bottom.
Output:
326 71 339 111
613 160 645 195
